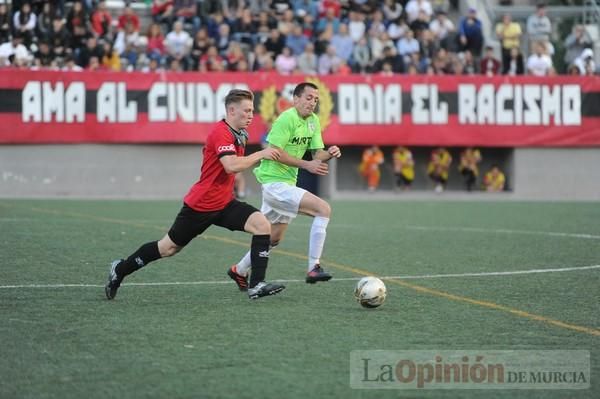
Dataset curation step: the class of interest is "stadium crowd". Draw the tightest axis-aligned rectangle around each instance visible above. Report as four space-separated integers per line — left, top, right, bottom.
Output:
0 0 596 75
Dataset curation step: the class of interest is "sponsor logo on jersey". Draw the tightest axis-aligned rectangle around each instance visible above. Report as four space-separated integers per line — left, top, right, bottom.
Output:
217 144 236 153
290 136 312 145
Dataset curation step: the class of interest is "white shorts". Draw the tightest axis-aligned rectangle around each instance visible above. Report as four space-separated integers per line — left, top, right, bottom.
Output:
260 182 307 224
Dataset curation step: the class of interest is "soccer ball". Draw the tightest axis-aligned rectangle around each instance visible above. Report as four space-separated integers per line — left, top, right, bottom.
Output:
354 277 387 308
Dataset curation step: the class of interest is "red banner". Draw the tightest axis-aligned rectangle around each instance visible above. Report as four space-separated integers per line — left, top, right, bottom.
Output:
0 70 598 147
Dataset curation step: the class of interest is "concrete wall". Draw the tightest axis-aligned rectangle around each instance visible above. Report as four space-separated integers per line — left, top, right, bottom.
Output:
513 148 600 201
0 145 598 201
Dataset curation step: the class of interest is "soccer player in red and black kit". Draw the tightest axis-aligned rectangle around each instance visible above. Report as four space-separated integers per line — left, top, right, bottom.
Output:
105 89 285 300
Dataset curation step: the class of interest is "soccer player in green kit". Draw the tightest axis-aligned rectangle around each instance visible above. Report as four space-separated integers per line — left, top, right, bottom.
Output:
227 82 342 290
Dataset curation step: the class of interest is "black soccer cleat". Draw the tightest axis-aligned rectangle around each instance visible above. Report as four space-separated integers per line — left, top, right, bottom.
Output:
105 259 124 300
227 265 248 291
247 281 285 299
305 264 332 284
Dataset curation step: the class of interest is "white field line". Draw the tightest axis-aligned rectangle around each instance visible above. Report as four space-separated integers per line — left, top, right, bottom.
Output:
405 225 600 240
1 264 598 289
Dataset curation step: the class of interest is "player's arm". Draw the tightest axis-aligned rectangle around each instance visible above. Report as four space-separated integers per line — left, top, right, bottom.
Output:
220 147 281 174
269 144 329 176
312 146 341 161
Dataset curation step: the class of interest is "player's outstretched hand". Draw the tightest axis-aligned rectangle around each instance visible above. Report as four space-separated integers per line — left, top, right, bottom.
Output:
305 159 329 175
262 147 282 161
327 146 341 159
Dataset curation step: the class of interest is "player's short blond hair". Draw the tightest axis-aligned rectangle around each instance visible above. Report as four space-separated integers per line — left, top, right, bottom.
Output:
225 89 254 107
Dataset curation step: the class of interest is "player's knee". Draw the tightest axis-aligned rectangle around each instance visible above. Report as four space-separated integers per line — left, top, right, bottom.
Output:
248 213 271 235
317 200 331 218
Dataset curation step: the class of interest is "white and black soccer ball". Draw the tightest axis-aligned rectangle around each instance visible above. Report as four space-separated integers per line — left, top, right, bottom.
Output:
354 276 387 308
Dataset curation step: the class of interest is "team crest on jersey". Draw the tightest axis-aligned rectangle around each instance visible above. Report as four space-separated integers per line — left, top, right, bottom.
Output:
259 77 333 131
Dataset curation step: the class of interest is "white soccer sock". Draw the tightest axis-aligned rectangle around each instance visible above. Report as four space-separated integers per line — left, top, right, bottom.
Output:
308 216 329 271
235 250 252 276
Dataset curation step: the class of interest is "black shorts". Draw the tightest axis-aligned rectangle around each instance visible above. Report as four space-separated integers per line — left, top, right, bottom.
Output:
167 200 258 247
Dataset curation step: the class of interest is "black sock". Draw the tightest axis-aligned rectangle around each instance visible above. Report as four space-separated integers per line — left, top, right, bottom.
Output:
117 241 161 278
249 234 270 288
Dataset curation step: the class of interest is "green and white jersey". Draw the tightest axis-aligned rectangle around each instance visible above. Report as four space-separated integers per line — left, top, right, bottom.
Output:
254 107 324 185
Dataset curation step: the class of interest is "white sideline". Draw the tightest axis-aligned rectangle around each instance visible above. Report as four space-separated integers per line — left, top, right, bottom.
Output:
0 265 598 289
405 225 600 240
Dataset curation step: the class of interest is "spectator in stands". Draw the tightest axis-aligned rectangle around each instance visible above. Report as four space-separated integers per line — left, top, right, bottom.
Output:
374 44 404 73
427 147 452 193
49 16 71 61
172 0 200 33
359 145 385 192
70 25 90 62
458 147 481 191
352 36 372 73
392 146 415 190
407 51 428 73
141 57 163 73
152 0 174 26
405 0 433 24
483 165 505 192
0 2 10 44
480 45 500 76
33 40 54 68
292 0 319 19
320 0 341 18
36 2 55 40
277 9 296 36
503 47 524 75
410 10 431 38
397 29 419 65
369 10 387 37
221 0 244 22
563 25 592 69
232 9 255 48
62 54 83 71
347 11 366 43
286 24 309 56
102 41 121 71
66 1 89 36
527 2 551 49
91 1 112 39
316 8 340 34
199 44 225 72
226 41 247 71
379 60 394 76
458 7 483 57
264 28 285 57
0 32 31 67
382 0 403 22
77 35 104 68
165 20 192 70
318 44 342 75
251 42 272 71
431 0 450 13
330 23 354 63
574 48 596 76
429 10 455 46
527 41 553 76
87 55 102 71
419 29 438 64
147 23 166 63
462 49 478 74
118 4 141 33
114 21 141 68
13 2 37 47
297 41 318 74
387 16 409 42
215 22 231 56
271 0 292 14
370 29 395 61
495 13 522 72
